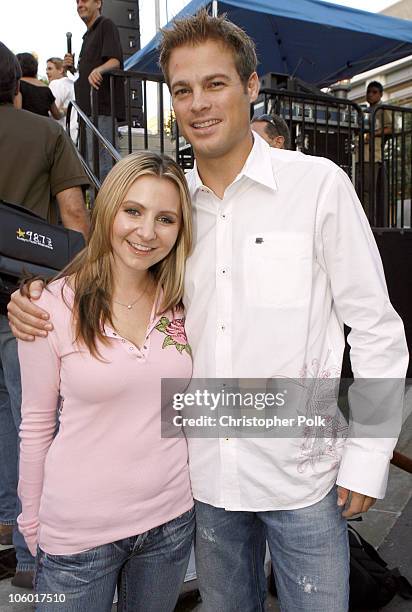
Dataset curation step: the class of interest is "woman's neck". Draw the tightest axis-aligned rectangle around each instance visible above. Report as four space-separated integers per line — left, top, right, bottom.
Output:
112 270 154 304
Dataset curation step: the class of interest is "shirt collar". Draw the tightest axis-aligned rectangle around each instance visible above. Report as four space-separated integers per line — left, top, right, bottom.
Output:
188 131 278 198
83 15 102 39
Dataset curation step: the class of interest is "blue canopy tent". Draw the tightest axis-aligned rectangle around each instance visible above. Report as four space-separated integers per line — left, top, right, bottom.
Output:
125 0 412 87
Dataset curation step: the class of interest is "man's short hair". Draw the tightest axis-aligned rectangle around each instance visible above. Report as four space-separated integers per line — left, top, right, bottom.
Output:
252 114 291 150
367 80 383 94
0 42 22 104
159 9 257 87
16 52 38 78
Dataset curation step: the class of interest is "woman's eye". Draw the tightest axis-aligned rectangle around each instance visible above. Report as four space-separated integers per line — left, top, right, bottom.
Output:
125 208 140 216
158 216 174 224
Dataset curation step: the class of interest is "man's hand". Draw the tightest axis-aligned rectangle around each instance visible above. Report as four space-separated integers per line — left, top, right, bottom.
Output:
88 67 103 90
337 486 376 518
7 281 52 341
63 53 75 71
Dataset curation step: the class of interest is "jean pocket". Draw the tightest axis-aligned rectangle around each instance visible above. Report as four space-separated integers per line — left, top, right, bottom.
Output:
163 507 195 544
41 546 99 571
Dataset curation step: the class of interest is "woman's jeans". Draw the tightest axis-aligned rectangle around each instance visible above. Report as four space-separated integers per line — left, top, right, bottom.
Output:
195 486 349 612
34 507 195 612
0 315 35 571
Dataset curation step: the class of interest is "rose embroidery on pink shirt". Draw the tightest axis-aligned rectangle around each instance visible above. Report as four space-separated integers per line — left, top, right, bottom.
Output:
155 317 192 355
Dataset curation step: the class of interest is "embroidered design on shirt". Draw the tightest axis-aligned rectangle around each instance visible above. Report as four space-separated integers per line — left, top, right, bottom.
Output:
155 317 192 355
296 355 347 474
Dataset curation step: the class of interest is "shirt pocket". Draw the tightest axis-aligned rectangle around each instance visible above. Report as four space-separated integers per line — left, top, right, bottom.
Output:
244 232 313 308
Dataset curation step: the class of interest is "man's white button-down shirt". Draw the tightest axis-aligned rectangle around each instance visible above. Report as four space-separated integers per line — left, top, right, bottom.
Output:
184 133 408 511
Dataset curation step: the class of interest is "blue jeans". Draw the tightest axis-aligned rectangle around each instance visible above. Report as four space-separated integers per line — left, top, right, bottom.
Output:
195 487 349 612
34 507 195 611
0 315 35 571
86 115 118 183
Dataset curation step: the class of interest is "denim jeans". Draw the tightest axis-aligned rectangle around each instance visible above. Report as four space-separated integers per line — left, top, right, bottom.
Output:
195 487 349 612
0 315 35 571
34 507 195 612
86 115 118 183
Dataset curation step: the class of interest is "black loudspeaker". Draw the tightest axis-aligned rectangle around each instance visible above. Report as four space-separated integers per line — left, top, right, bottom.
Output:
342 230 412 378
103 0 143 127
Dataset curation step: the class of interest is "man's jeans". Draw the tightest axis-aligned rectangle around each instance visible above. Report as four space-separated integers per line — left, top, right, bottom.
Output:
0 315 35 571
195 486 349 612
86 115 118 184
34 507 195 612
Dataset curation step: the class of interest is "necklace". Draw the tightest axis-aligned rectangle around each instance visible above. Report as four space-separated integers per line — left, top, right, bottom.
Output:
113 278 152 311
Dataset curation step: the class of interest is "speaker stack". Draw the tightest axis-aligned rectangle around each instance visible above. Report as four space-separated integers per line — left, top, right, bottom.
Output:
103 0 143 127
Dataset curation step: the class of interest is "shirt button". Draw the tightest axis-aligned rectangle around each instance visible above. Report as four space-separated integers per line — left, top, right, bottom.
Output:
220 213 227 219
121 339 126 343
113 332 117 336
143 345 147 349
220 324 226 331
137 355 142 359
129 347 134 351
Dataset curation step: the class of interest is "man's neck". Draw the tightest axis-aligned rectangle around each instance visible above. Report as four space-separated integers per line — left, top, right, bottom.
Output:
195 131 254 200
86 13 100 30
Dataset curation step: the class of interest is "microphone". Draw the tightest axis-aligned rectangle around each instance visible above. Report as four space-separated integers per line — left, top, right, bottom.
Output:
66 32 75 74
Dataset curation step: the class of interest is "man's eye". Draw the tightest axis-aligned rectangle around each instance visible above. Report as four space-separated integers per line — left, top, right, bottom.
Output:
209 81 224 88
174 88 189 97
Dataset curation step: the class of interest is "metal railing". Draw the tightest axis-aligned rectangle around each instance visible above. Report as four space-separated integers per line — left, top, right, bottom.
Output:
66 98 120 198
368 104 412 229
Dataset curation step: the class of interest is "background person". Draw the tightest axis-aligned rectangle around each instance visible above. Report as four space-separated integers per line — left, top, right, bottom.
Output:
15 52 61 120
357 80 391 220
18 152 194 611
46 57 78 142
251 113 291 149
63 0 125 181
0 41 89 589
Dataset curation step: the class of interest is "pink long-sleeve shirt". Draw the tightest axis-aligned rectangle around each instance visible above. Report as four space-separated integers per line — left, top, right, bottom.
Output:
17 278 193 556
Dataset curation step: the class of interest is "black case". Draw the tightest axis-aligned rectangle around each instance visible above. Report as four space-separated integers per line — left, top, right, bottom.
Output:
0 200 85 288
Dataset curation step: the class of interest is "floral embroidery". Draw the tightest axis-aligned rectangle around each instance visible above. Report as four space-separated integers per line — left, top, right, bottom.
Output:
296 352 347 474
155 317 192 355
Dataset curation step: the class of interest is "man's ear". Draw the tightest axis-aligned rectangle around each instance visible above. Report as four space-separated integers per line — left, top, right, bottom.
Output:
274 135 285 149
247 72 259 103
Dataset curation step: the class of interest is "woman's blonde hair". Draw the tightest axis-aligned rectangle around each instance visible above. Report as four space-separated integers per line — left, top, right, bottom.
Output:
58 151 192 357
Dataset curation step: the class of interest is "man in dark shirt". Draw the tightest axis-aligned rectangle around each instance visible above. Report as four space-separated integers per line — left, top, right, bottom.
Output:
0 42 89 589
64 0 125 180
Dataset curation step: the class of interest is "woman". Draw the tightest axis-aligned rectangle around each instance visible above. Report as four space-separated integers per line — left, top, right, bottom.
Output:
46 57 78 141
17 152 194 612
16 53 61 119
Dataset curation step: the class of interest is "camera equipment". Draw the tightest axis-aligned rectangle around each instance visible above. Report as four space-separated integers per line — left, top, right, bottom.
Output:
0 200 85 294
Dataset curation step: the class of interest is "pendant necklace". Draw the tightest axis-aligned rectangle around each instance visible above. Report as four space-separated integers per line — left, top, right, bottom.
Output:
113 278 151 311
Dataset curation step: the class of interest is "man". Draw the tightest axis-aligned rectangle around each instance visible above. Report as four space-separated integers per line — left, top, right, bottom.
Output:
64 0 125 180
358 80 391 221
251 113 291 149
8 12 408 611
46 57 78 142
0 41 89 589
